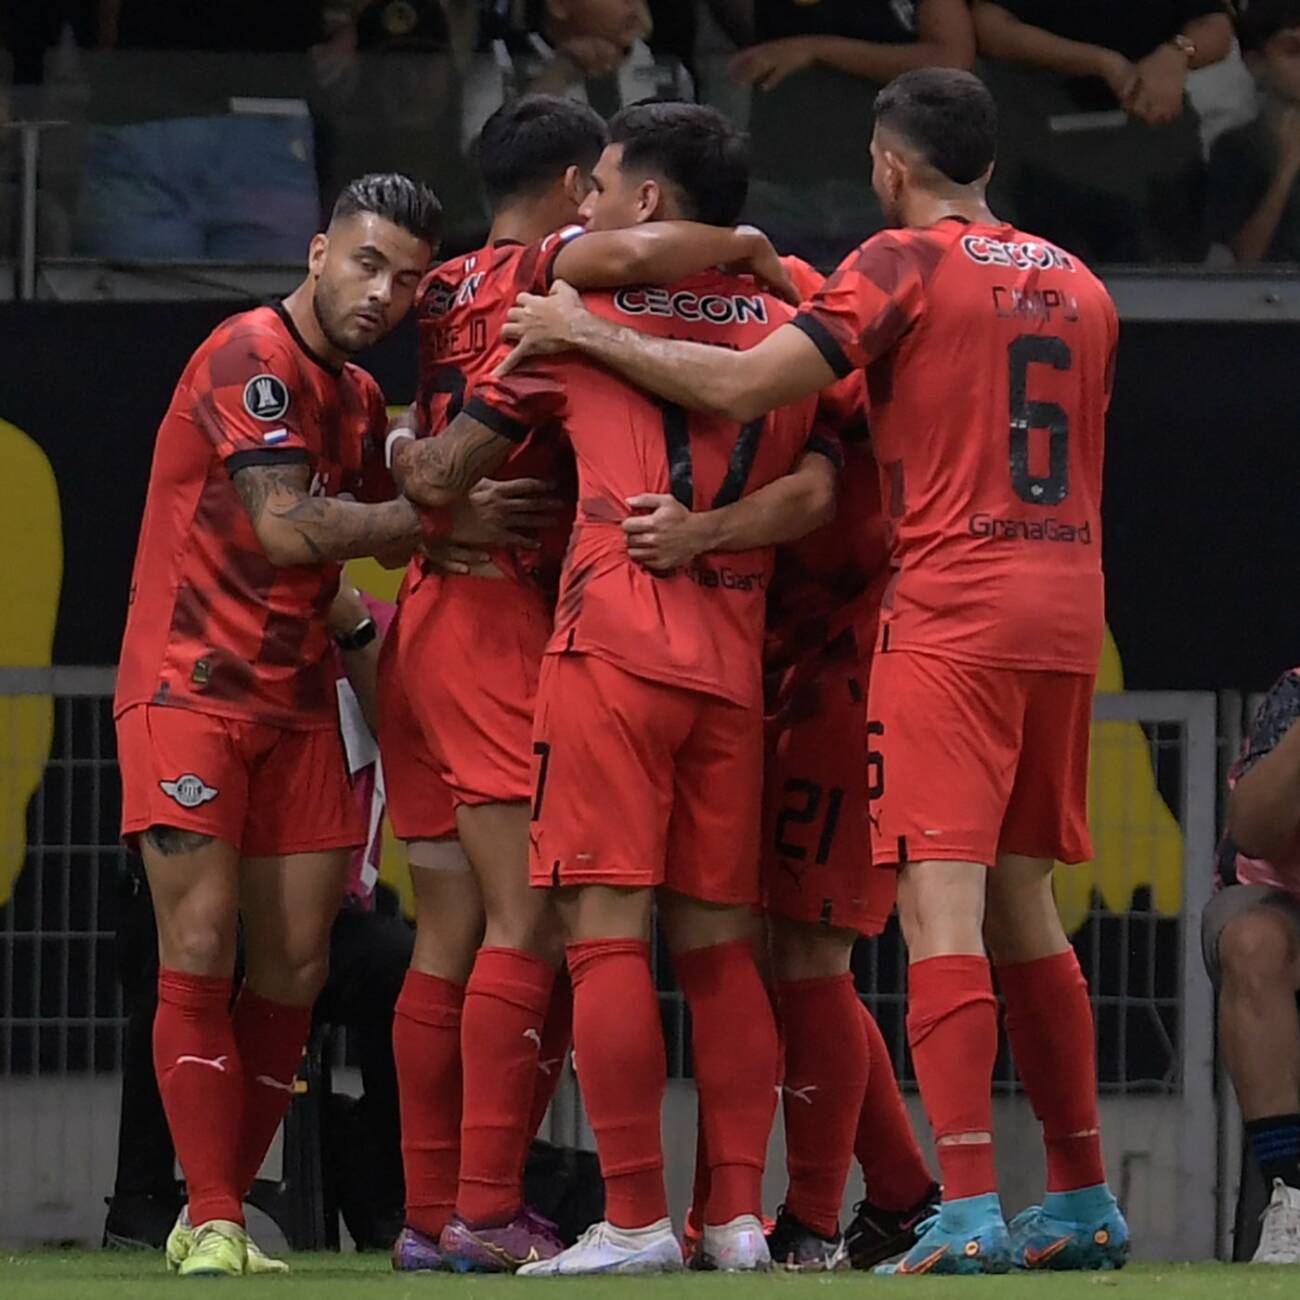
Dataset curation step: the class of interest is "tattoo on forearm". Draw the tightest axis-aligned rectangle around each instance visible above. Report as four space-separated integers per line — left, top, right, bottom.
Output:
143 826 215 857
401 416 516 507
232 462 418 562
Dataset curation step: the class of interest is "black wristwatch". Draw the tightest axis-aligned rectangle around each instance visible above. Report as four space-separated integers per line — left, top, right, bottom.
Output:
333 617 377 652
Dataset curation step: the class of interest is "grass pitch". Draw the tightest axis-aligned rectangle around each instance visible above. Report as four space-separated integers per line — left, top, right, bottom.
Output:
3 1252 1299 1300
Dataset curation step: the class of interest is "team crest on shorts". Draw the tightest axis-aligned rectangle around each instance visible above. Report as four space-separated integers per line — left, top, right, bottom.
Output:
160 774 219 808
243 374 290 421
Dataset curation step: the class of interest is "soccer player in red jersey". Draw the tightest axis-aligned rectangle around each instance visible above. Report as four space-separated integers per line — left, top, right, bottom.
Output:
624 255 937 1272
113 174 440 1277
397 102 837 1275
380 95 801 1274
502 68 1128 1275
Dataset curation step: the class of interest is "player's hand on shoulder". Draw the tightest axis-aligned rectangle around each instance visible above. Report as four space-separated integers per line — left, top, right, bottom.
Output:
622 493 711 573
724 226 801 306
499 281 586 376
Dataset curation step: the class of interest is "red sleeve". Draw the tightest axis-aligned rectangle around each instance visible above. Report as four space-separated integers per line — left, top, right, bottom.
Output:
790 231 931 378
352 374 398 503
517 225 587 295
814 371 870 445
193 327 311 474
465 358 568 442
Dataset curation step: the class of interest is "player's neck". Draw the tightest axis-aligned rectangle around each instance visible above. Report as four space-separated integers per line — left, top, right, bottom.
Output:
489 203 566 249
906 195 997 230
281 283 349 370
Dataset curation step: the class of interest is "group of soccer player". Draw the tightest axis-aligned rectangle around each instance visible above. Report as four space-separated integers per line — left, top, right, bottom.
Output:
114 64 1130 1279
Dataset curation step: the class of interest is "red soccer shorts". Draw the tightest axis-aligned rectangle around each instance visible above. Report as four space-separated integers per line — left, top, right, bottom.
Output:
867 650 1094 868
376 615 456 842
387 573 549 807
117 703 364 856
528 652 763 905
762 635 895 937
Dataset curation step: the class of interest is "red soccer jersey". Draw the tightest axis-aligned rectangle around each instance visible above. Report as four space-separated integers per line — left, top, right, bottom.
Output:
114 304 391 730
469 270 826 709
792 218 1118 675
764 256 890 675
411 229 585 592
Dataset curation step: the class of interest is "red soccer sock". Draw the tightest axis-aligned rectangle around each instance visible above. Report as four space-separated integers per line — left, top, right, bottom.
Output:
393 970 466 1238
153 969 245 1227
907 955 999 1201
457 947 555 1225
776 974 869 1238
527 966 574 1143
673 941 779 1226
567 939 667 1228
230 987 312 1197
855 1002 936 1212
997 950 1106 1192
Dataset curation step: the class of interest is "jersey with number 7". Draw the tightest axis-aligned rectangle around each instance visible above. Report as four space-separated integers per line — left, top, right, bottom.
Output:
792 216 1118 675
467 269 830 711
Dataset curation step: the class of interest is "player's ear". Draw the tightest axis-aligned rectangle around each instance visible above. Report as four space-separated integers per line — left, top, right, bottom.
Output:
562 164 585 208
635 178 660 224
308 232 329 280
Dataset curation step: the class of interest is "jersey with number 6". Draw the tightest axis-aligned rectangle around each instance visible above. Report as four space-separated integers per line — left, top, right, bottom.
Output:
468 270 827 710
792 217 1117 675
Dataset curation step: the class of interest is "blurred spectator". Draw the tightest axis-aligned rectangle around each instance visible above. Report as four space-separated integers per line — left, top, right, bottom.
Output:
974 0 1233 263
73 2 326 260
1202 667 1300 1264
311 0 484 255
1209 0 1300 263
461 0 691 145
729 0 976 265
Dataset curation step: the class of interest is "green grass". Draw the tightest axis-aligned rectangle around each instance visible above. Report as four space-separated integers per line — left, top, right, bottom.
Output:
2 1253 1299 1299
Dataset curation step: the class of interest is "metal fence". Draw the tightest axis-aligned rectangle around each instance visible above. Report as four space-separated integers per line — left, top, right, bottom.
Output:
0 672 1222 1256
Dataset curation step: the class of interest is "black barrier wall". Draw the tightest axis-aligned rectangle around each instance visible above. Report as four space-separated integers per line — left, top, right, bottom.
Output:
0 300 1296 687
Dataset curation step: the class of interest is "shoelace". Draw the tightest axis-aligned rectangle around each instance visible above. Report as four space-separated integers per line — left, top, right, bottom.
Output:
911 1210 942 1240
523 1207 562 1244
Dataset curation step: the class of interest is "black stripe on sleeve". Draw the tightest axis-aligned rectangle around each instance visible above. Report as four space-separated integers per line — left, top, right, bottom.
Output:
790 312 854 380
225 447 311 476
806 431 844 470
463 394 530 443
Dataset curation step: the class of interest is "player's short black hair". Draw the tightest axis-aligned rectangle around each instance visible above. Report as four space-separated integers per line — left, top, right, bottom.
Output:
874 68 998 187
331 173 443 246
1238 0 1300 52
477 94 608 207
608 100 749 227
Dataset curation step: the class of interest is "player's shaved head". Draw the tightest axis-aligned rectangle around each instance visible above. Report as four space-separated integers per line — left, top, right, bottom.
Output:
307 172 440 359
608 101 749 227
874 68 997 188
478 94 608 208
330 172 443 246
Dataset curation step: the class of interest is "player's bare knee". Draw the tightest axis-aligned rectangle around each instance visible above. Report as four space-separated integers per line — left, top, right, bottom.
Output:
1219 907 1300 990
659 891 758 954
770 917 854 981
158 914 236 975
248 950 330 1007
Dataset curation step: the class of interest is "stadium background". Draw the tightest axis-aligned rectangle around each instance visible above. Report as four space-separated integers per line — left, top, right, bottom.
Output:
2 0 1300 1270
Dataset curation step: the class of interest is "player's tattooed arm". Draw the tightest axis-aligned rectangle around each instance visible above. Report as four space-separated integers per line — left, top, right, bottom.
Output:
232 460 421 566
396 411 521 510
501 281 836 421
